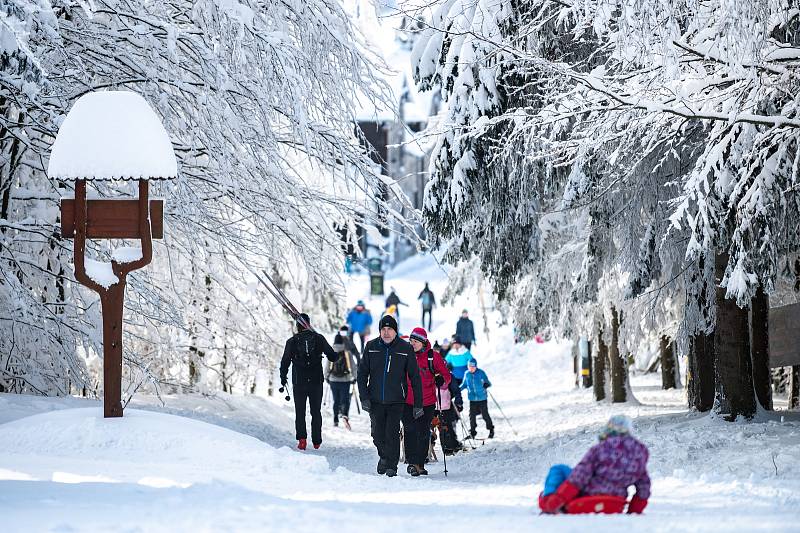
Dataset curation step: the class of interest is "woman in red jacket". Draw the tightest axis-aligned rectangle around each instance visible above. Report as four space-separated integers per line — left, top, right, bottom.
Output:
403 327 451 476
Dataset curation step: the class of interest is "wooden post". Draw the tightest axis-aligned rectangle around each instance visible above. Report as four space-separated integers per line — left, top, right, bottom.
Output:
70 179 153 418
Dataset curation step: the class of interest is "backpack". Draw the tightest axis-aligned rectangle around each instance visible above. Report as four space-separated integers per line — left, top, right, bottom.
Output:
330 352 350 377
295 332 317 369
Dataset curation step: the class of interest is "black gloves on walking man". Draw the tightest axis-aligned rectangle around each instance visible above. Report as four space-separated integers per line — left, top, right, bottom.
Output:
434 374 445 387
483 382 490 389
362 399 371 413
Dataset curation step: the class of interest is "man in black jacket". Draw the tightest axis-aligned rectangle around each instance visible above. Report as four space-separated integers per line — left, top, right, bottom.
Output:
280 313 339 451
357 315 423 477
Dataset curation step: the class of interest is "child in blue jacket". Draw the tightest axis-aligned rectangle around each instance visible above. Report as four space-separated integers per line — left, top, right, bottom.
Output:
460 358 494 439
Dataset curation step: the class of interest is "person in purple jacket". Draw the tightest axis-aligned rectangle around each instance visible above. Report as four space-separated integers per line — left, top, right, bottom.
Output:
539 414 651 514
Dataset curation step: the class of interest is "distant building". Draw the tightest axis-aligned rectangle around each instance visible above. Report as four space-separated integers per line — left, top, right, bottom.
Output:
349 4 439 266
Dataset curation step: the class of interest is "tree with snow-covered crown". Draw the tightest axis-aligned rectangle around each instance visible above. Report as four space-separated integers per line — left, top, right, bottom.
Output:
0 0 395 398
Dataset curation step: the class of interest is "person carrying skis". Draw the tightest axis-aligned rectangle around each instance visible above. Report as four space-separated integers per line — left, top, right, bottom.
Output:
385 287 408 320
455 309 476 349
403 327 450 476
417 282 436 331
327 326 359 430
357 315 423 477
346 300 372 353
460 357 494 439
280 313 339 450
539 415 650 515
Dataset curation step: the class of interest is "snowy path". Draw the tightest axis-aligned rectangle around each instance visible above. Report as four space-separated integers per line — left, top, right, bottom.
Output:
2 255 800 532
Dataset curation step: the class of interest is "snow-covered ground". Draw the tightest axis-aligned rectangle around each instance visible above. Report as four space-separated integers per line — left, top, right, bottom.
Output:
2 254 800 532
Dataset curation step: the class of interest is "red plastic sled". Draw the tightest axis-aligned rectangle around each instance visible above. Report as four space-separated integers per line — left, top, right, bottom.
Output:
565 495 627 514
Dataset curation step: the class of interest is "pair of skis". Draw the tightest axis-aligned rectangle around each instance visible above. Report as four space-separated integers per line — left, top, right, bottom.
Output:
253 269 313 331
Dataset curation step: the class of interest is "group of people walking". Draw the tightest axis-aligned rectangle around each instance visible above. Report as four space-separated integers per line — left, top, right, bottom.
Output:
280 286 494 477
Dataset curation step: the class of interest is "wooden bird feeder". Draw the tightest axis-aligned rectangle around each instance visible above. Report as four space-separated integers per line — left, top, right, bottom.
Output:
50 91 177 418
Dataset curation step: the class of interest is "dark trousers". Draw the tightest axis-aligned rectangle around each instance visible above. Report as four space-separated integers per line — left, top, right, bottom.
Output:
294 380 323 444
402 404 435 465
422 308 432 330
370 403 404 469
464 341 473 350
469 399 494 433
330 381 351 420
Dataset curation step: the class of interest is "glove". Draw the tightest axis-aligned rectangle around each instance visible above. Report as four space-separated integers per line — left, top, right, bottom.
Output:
483 382 490 389
362 399 371 413
413 407 424 420
280 377 287 388
434 374 445 387
351 379 357 384
627 495 648 514
539 480 579 514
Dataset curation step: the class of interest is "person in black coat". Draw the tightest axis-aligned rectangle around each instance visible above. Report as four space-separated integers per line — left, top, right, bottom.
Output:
357 314 423 477
455 309 476 350
280 313 338 450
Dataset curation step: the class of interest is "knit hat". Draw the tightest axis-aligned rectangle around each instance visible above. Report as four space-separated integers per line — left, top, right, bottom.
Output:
468 357 477 367
332 333 345 353
379 314 398 332
599 414 633 441
409 327 428 344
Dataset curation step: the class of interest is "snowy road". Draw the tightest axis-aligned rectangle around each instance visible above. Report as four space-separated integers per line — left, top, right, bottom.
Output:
2 255 800 532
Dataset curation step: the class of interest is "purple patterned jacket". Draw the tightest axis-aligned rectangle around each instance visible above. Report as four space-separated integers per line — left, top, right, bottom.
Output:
567 434 651 500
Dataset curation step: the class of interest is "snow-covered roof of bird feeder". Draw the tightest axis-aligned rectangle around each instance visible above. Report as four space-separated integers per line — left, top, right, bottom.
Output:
47 91 178 181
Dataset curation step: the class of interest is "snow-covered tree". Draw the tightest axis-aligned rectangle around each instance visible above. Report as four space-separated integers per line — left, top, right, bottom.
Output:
1 1 394 397
411 0 800 417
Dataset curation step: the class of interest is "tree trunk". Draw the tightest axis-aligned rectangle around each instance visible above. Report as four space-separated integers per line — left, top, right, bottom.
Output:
609 307 627 403
660 335 677 390
789 366 800 410
750 285 772 410
714 253 757 420
594 324 607 401
688 332 716 411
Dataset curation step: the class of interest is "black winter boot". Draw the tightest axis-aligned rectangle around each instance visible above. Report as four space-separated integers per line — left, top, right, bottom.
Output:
385 468 397 477
488 428 495 439
377 458 387 475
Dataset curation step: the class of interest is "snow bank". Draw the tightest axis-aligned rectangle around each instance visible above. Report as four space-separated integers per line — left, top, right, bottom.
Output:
48 91 178 181
0 407 329 492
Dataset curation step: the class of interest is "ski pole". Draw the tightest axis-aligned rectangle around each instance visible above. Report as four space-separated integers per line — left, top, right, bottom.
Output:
452 398 476 449
488 390 518 436
279 382 292 402
351 383 361 414
437 387 448 476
